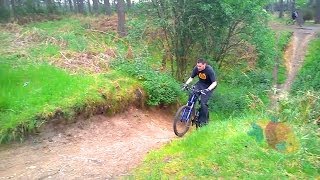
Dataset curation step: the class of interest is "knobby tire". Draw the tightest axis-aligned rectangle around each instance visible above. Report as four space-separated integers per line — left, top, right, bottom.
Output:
173 105 193 137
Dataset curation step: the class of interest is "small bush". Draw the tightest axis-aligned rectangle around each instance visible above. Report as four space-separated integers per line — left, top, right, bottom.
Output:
0 7 10 22
60 33 87 52
250 25 276 70
278 91 319 125
110 58 181 106
210 66 272 116
209 89 248 115
222 69 272 96
301 8 314 21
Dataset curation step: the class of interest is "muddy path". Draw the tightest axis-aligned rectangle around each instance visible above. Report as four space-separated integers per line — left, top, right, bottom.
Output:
271 23 320 105
0 108 176 179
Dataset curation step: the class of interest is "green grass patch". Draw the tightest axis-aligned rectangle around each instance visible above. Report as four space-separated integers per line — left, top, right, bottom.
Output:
292 38 320 93
60 32 88 52
132 113 319 178
29 43 61 58
0 31 11 49
26 17 90 52
26 17 84 36
213 68 271 116
0 16 170 143
0 58 141 143
209 83 250 116
0 63 99 141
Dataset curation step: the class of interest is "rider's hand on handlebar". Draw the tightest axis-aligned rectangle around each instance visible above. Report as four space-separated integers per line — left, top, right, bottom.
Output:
182 83 188 90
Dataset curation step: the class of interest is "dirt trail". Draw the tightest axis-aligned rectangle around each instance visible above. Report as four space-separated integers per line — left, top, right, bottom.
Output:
0 108 176 179
1 23 320 180
271 24 320 104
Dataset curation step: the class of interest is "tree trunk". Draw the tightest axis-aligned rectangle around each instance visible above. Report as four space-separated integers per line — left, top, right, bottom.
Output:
35 0 40 10
126 0 131 9
3 0 8 7
64 0 67 11
77 0 84 14
58 0 62 9
104 0 111 15
16 0 21 7
87 0 91 14
316 0 320 23
73 0 78 12
117 0 126 37
46 0 54 13
279 0 284 18
92 0 98 13
291 0 296 12
68 0 73 11
11 0 16 18
0 0 5 7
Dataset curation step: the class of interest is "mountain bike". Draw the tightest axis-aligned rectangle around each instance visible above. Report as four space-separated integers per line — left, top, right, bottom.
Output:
286 18 302 27
173 86 206 137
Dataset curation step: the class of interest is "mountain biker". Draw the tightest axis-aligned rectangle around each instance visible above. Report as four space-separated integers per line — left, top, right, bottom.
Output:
292 10 298 21
183 58 217 127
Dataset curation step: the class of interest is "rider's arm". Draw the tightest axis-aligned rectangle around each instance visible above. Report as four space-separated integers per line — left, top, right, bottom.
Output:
207 81 217 91
185 77 193 85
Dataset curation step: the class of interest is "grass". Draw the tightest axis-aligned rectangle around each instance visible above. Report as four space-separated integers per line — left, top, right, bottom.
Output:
276 31 292 84
269 12 293 25
130 27 317 178
0 10 318 179
0 55 140 142
0 15 158 142
26 17 84 36
131 113 319 178
292 38 320 93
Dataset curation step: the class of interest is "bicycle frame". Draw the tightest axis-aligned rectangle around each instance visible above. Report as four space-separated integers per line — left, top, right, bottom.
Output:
180 87 201 122
173 86 206 136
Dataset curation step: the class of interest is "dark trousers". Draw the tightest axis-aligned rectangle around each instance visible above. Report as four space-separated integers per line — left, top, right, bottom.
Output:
195 82 212 124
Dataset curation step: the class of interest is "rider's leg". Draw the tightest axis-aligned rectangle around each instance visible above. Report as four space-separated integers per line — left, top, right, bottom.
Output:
199 91 212 126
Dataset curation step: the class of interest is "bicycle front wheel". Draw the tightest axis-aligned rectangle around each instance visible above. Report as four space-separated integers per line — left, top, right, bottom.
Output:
173 105 193 137
286 19 292 25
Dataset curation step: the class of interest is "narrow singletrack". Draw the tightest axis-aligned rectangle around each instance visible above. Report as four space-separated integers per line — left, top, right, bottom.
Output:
0 108 175 179
271 24 320 105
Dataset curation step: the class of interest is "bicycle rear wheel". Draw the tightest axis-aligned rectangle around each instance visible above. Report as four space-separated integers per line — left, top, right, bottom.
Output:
173 105 193 137
286 19 295 25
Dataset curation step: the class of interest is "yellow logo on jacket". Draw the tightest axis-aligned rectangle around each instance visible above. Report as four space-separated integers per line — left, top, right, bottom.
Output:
199 73 207 80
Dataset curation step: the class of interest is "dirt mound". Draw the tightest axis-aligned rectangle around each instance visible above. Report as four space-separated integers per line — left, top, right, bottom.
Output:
52 49 116 73
0 107 176 179
5 14 62 25
90 15 118 32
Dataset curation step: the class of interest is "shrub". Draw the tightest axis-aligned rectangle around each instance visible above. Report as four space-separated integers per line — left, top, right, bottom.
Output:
209 89 248 115
278 91 319 125
301 8 314 21
110 58 181 106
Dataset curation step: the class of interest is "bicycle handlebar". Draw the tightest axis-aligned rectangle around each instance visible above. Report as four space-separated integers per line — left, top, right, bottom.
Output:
182 85 206 95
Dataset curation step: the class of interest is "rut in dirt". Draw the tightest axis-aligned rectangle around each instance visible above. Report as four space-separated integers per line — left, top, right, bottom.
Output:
0 108 176 179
